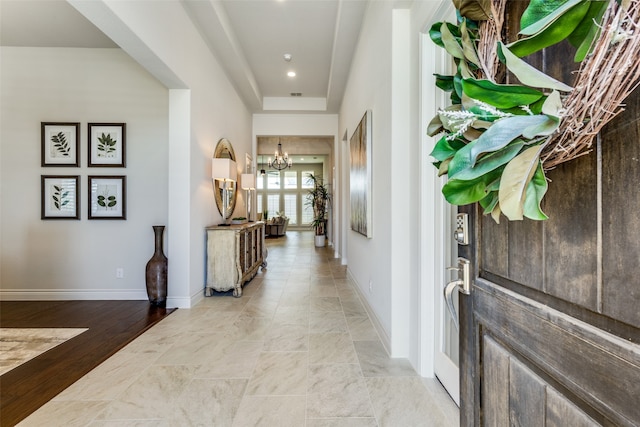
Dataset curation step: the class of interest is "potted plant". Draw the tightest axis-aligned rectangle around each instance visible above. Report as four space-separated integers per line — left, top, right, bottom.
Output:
305 173 330 247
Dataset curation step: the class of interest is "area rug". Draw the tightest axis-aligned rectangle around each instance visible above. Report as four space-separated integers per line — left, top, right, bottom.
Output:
0 328 88 375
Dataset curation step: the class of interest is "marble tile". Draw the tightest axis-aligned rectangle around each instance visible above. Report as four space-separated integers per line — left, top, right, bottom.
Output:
341 299 368 317
346 317 379 341
232 395 306 426
17 400 109 427
246 351 308 395
310 296 343 312
55 351 157 401
310 284 339 297
154 332 235 366
307 363 374 418
272 307 310 326
167 378 247 426
95 365 197 421
306 418 378 427
263 324 309 351
195 340 263 379
366 377 456 427
16 232 459 426
309 333 358 364
354 341 417 377
309 311 348 333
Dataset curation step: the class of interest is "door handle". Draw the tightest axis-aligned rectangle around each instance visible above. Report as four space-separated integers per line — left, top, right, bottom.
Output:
444 257 471 330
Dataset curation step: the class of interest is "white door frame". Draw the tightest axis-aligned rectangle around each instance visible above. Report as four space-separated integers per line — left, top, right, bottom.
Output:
418 0 458 403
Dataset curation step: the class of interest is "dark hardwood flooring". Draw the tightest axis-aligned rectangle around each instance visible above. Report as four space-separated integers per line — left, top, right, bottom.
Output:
0 300 175 426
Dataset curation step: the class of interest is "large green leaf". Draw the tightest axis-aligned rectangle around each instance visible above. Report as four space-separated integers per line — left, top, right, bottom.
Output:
429 22 460 48
435 74 455 92
523 162 549 220
448 115 549 177
441 22 465 60
520 0 575 31
442 168 502 205
460 20 481 67
519 0 584 35
499 144 545 220
430 135 467 161
427 115 444 137
569 1 608 62
498 42 573 92
453 0 492 21
452 139 525 180
462 78 544 109
508 0 591 57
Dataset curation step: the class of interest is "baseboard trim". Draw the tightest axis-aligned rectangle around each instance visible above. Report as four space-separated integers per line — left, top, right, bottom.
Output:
0 289 148 301
346 269 392 356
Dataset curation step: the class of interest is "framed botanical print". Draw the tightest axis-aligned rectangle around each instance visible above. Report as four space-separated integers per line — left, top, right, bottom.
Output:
88 123 126 167
88 176 126 220
41 122 80 167
41 175 80 219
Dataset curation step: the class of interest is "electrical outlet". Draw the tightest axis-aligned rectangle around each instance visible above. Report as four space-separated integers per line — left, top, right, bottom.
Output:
116 268 124 279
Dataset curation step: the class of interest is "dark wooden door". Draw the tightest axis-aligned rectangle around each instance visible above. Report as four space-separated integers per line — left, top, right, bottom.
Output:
458 4 640 426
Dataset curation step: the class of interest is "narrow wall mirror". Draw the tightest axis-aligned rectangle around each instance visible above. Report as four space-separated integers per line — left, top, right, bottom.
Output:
212 138 237 220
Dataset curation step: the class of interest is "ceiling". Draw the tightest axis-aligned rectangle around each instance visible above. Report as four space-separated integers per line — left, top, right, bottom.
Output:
0 0 367 114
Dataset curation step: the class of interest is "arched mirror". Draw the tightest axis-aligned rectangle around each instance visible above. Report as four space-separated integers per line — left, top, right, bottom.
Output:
212 138 237 221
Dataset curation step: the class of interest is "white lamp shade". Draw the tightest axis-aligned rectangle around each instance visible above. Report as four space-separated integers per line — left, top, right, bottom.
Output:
241 173 255 190
212 158 237 181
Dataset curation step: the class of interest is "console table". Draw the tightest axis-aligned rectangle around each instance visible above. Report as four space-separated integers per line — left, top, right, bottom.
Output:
205 221 267 297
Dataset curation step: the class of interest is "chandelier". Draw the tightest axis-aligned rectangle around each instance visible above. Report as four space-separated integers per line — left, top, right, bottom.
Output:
268 140 292 171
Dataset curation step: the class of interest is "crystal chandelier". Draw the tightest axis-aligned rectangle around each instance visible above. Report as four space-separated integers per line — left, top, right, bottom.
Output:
268 140 292 170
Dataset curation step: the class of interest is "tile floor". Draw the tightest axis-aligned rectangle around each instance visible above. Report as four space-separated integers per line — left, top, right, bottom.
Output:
18 231 459 427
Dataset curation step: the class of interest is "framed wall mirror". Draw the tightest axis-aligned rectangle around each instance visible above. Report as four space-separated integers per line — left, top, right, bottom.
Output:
212 138 237 221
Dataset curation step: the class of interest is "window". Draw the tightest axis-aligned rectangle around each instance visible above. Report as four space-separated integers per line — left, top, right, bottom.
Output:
257 174 264 190
267 172 280 189
267 194 279 217
302 171 315 188
284 194 297 224
257 194 263 215
284 171 297 189
302 193 314 225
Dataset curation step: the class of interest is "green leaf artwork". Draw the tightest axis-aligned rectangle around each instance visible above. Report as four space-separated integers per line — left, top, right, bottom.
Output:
52 185 70 210
97 133 117 158
97 187 117 210
50 132 70 157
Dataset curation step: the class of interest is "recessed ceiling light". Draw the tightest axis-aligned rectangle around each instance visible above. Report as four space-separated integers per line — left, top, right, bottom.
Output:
287 71 296 77
283 53 292 62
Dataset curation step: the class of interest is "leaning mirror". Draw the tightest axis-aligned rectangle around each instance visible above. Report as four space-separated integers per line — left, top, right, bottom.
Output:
212 138 237 222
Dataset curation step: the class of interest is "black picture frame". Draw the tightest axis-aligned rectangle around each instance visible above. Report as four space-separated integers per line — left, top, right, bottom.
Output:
41 175 80 220
88 175 127 220
41 122 80 167
88 123 126 167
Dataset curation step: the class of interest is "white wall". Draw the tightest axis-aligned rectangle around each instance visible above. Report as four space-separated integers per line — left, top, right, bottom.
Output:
0 47 168 299
339 0 396 353
338 0 450 371
71 0 254 307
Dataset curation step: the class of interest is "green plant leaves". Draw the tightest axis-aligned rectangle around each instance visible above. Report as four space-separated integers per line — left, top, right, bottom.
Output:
498 42 573 92
453 0 492 21
523 162 549 220
499 144 546 220
448 114 549 177
461 78 544 109
508 0 591 57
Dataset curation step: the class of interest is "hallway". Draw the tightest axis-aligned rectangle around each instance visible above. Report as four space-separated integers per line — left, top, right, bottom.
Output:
18 231 459 426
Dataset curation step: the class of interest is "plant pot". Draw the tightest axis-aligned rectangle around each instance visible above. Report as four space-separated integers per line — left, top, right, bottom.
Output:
314 235 326 247
145 225 168 307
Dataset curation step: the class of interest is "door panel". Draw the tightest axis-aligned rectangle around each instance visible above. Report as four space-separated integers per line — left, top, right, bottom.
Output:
460 3 640 425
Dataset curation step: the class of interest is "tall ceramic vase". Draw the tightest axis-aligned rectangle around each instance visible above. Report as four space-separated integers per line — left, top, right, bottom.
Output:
145 225 168 307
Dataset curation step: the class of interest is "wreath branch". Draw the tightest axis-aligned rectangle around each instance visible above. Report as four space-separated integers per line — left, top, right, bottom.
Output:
542 1 640 169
